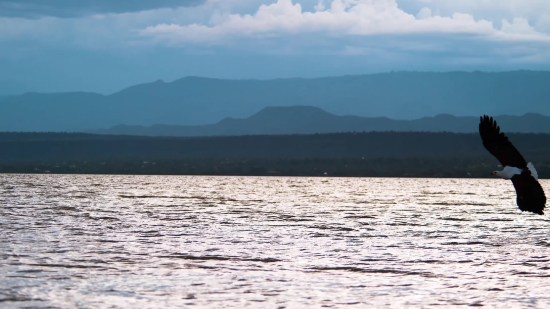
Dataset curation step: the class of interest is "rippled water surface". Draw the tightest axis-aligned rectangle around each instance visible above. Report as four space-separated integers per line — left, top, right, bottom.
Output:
1 175 550 308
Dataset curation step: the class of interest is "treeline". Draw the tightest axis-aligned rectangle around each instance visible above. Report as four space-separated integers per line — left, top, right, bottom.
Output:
1 132 550 178
3 156 550 178
2 131 550 159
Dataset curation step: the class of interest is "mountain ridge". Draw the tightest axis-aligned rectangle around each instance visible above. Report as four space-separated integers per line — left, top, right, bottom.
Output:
1 71 550 132
90 106 550 136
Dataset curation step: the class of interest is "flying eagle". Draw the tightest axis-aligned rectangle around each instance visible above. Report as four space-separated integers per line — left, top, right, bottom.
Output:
479 115 546 215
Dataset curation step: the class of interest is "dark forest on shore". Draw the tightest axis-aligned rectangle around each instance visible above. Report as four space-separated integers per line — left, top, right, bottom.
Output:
1 131 550 178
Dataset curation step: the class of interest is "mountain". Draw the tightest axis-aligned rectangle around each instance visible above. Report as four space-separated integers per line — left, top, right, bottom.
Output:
0 92 108 132
91 106 550 136
2 71 550 132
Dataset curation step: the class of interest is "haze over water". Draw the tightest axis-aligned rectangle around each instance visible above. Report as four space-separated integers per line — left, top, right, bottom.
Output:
1 175 549 308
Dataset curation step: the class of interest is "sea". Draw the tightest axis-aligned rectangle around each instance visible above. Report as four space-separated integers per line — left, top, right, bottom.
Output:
1 174 549 308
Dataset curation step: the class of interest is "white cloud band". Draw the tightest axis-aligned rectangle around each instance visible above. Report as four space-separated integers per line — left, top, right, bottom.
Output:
141 0 550 45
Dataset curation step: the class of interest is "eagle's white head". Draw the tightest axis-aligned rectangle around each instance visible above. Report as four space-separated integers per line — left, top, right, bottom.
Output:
491 166 522 180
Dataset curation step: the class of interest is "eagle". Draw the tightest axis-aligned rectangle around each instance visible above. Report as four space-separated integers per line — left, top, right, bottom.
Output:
479 115 546 215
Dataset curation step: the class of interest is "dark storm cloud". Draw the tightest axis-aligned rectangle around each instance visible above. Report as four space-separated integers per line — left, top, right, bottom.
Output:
0 0 206 18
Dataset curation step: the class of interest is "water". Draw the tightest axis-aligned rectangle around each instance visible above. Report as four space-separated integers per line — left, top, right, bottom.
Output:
1 174 549 308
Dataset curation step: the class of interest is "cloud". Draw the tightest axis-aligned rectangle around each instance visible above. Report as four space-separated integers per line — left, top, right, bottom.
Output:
1 0 549 70
537 13 550 32
400 0 550 31
0 4 216 48
141 0 550 46
407 0 549 18
0 0 205 18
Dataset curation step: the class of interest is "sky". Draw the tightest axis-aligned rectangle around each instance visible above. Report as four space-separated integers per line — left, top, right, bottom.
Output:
1 0 550 94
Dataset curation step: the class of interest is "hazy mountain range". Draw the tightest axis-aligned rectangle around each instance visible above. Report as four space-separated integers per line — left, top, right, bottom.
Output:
90 106 550 136
1 71 550 133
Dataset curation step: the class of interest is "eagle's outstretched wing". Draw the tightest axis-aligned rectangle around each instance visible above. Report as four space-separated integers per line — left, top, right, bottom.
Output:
478 115 527 168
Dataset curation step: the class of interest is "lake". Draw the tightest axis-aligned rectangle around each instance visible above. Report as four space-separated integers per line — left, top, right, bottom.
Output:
1 175 549 308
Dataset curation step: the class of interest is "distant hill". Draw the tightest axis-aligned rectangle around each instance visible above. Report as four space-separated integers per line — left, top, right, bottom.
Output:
91 106 550 136
2 71 550 132
0 92 108 132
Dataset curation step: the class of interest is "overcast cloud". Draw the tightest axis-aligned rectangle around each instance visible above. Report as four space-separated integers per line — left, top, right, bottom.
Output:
0 0 549 93
0 0 205 18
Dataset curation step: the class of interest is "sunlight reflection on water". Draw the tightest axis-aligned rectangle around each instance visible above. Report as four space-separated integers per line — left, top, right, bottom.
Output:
1 174 550 308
